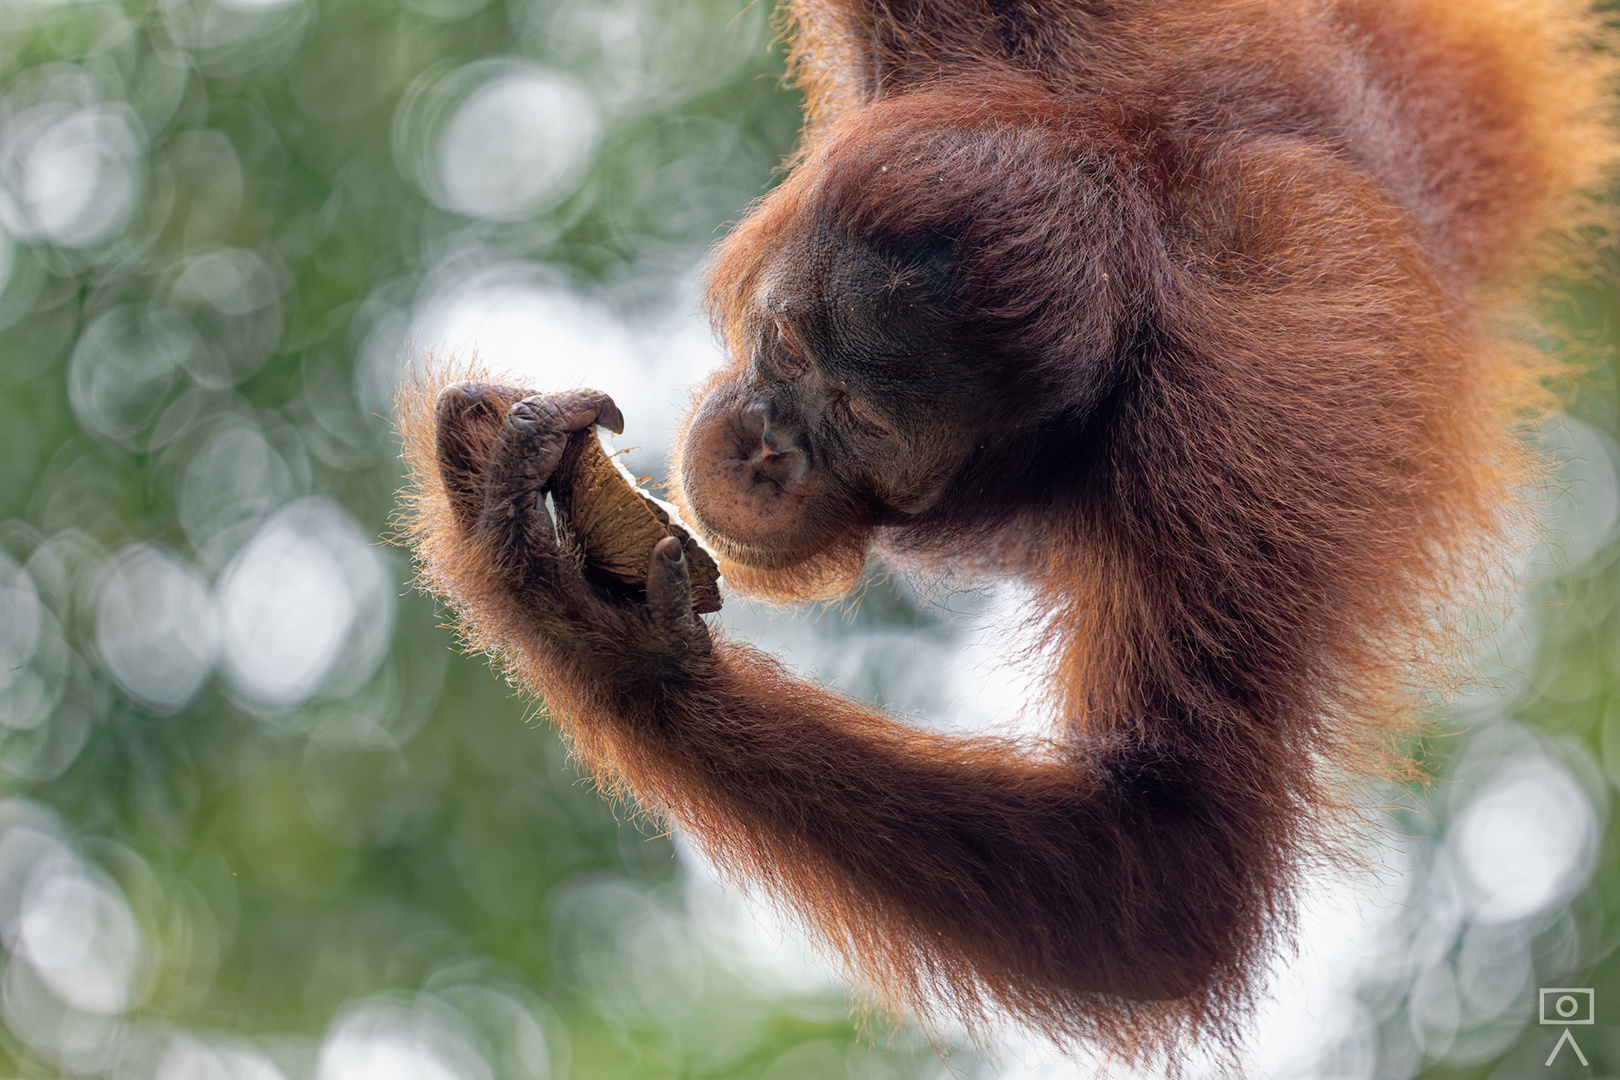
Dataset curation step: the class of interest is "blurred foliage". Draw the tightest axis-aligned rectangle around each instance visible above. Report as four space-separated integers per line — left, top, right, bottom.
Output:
0 1 1617 1079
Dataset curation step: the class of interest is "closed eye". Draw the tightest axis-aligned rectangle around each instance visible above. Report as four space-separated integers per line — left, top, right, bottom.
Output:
773 317 810 378
841 395 891 438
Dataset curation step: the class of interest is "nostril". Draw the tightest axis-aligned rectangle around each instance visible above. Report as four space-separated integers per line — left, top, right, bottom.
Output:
755 446 809 485
739 401 769 440
728 399 813 490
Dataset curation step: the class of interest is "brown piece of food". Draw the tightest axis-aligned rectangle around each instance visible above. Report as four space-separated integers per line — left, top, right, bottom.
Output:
552 427 723 614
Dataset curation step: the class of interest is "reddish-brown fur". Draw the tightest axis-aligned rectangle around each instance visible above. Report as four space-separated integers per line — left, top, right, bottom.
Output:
396 0 1615 1066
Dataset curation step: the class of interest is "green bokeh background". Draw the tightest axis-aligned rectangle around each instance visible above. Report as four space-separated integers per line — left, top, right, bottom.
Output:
0 2 1615 1079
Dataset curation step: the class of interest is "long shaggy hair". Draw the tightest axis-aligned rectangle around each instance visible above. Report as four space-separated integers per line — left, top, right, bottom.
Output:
395 0 1616 1068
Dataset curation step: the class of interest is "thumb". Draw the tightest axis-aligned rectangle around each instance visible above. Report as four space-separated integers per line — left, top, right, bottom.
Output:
646 536 694 629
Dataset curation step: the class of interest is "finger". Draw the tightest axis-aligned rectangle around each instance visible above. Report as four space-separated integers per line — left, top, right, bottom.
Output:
434 384 492 528
501 398 570 488
543 389 624 435
438 381 531 415
646 535 694 628
488 389 624 512
595 396 626 435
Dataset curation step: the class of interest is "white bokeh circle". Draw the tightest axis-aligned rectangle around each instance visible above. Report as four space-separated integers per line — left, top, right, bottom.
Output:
95 544 217 715
0 102 143 249
317 997 490 1080
0 825 142 1019
1454 756 1599 923
68 305 201 448
395 60 599 222
216 498 393 711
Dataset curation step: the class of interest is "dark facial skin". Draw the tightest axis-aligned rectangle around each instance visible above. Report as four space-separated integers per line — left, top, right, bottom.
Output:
677 230 988 572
